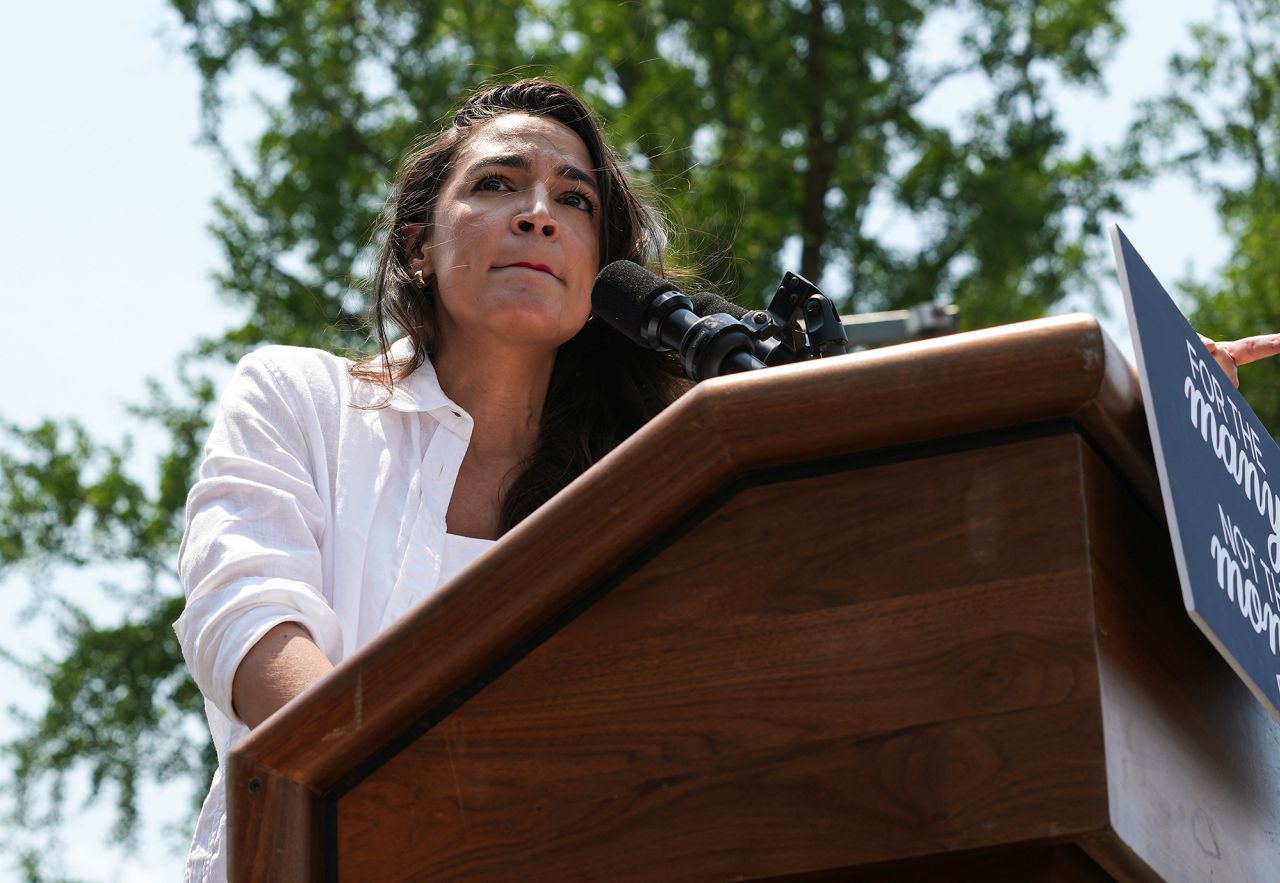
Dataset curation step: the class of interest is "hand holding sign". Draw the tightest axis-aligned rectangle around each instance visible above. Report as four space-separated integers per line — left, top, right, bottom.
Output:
1198 333 1280 388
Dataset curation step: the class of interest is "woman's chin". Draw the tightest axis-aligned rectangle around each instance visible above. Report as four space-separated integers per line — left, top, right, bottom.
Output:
483 304 589 350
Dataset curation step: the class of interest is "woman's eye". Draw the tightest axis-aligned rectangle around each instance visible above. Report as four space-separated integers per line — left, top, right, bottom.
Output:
477 176 509 192
563 191 596 213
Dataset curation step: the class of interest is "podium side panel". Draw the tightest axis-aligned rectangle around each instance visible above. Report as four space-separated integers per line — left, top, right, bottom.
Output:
1080 445 1280 883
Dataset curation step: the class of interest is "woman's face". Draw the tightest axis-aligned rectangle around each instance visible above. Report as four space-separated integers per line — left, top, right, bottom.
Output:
408 113 603 355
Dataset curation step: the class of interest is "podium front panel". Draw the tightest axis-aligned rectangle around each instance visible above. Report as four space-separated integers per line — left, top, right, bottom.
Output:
330 429 1109 881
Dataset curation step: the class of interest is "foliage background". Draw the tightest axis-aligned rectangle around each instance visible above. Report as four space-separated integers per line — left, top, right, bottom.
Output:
1 0 1273 879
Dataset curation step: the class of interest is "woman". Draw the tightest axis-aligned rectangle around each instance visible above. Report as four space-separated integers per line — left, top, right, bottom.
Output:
174 79 685 882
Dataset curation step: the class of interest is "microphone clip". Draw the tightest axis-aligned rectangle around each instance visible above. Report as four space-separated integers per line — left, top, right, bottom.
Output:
738 272 848 366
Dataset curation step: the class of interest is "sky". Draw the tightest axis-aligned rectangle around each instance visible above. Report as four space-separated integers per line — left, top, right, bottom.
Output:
0 0 1233 880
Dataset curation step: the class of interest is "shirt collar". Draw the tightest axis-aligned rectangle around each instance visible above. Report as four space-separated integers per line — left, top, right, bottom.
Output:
369 338 458 415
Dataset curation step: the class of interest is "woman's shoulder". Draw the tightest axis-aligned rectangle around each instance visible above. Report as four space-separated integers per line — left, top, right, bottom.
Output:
225 345 358 418
227 342 418 416
240 344 352 385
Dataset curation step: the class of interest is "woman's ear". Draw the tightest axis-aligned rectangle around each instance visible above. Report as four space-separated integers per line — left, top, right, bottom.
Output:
399 223 432 277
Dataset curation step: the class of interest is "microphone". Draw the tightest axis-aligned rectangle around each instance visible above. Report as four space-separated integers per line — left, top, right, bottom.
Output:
690 292 791 365
690 291 746 319
592 261 765 381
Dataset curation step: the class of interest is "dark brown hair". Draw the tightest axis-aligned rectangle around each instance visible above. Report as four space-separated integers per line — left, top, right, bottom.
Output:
359 79 686 532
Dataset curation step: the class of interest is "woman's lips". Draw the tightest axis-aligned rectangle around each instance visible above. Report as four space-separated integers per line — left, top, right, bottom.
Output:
506 261 557 277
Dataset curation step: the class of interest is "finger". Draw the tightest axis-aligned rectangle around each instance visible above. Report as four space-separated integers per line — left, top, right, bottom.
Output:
1208 347 1240 387
1198 333 1218 353
1223 357 1240 388
1223 333 1280 366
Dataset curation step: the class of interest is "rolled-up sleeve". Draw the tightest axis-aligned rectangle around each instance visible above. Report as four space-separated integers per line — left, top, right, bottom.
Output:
174 351 343 725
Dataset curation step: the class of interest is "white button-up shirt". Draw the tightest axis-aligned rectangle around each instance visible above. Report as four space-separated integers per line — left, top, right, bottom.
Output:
174 340 495 882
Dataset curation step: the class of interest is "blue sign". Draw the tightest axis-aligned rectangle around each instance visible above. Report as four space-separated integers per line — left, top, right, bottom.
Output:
1113 225 1280 722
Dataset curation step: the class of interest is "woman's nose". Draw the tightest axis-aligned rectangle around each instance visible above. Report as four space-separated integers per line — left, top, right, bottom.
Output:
512 195 558 238
514 218 557 236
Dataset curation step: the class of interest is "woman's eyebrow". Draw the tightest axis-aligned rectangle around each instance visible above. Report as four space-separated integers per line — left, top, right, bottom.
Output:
557 163 600 196
468 153 599 196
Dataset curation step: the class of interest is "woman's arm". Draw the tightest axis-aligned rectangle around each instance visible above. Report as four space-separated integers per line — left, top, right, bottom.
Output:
175 349 345 733
231 622 334 728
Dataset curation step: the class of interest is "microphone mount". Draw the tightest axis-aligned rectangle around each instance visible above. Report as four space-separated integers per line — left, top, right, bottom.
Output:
727 272 849 367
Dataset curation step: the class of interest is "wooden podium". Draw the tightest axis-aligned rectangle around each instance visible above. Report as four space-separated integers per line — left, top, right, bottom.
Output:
228 315 1280 882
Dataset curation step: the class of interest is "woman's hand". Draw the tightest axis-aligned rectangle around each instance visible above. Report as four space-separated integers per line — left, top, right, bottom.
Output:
1198 333 1280 389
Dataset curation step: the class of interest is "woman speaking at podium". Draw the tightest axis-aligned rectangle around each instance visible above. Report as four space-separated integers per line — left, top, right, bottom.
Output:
173 79 685 882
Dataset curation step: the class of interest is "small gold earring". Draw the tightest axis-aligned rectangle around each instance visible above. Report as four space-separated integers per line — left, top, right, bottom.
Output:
413 269 426 287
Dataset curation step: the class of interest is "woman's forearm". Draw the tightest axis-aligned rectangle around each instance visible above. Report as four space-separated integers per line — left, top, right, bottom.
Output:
231 622 335 729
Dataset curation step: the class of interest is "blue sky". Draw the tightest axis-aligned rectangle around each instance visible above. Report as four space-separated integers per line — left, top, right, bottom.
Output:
0 0 1231 879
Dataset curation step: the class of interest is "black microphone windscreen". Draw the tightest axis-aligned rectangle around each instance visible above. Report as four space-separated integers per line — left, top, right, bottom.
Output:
592 260 680 346
690 292 747 319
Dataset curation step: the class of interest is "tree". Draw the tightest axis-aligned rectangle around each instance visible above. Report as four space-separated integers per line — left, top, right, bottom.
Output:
1126 0 1280 436
2 0 1131 876
0 378 215 878
546 0 1127 320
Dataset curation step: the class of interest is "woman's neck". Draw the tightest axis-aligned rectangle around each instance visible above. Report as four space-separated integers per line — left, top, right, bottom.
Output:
430 338 555 464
